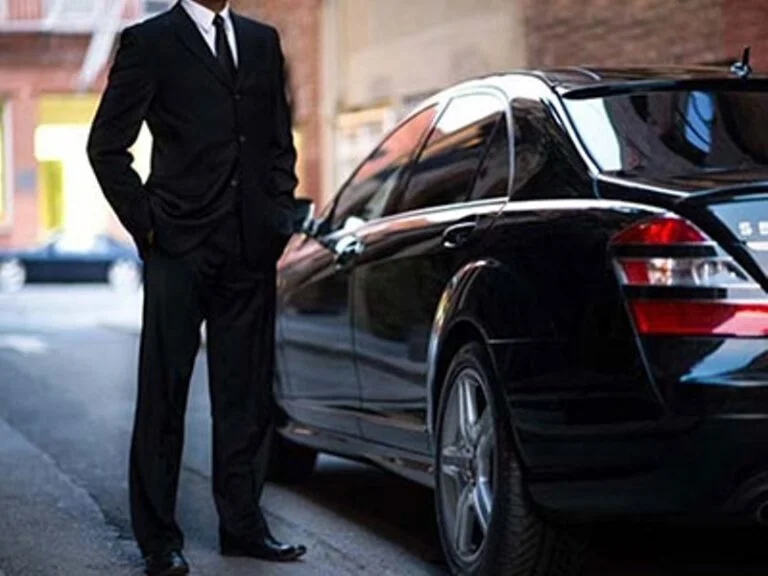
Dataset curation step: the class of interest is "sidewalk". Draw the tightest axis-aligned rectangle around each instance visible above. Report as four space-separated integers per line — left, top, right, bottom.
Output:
99 288 207 345
0 419 133 576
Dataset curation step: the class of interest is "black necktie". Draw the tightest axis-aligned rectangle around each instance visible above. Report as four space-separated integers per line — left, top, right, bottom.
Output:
213 14 236 83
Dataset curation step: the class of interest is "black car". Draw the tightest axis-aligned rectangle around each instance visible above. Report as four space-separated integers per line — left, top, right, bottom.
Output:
0 232 142 292
271 66 768 576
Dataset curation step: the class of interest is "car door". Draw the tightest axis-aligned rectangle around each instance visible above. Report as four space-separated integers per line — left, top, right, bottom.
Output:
20 239 57 283
351 91 512 454
47 235 109 283
276 105 439 437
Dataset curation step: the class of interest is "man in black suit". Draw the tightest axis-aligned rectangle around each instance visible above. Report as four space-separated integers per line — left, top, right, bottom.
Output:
87 0 306 574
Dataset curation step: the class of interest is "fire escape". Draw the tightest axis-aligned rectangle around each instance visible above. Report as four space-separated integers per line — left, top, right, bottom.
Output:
0 0 173 89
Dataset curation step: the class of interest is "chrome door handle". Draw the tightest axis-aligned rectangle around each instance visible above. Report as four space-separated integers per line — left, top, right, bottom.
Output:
442 221 478 249
334 235 364 267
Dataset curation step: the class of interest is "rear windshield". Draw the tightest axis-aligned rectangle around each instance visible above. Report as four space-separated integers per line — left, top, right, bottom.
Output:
563 89 768 174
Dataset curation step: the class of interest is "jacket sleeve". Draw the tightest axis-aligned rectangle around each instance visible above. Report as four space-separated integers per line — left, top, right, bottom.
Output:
269 28 299 233
87 27 155 246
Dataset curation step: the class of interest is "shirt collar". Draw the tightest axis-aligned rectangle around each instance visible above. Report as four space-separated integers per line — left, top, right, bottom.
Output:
180 0 232 34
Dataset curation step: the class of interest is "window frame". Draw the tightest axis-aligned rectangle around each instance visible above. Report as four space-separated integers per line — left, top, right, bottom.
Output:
466 113 512 202
386 90 511 217
324 102 443 233
381 86 514 220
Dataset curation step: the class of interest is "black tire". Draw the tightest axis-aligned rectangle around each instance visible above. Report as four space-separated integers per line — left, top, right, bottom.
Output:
435 342 589 576
267 431 318 484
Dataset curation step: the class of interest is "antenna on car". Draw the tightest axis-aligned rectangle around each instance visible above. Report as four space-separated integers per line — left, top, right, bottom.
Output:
730 46 752 79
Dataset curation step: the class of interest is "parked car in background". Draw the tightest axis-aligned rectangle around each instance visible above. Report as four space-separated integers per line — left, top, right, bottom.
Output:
0 232 141 292
270 65 768 576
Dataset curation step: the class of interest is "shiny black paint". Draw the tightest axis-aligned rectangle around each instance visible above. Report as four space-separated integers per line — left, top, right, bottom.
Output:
353 204 502 454
276 234 363 437
275 68 768 522
470 202 665 477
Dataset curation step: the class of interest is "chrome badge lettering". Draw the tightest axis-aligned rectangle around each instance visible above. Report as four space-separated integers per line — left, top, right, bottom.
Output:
738 220 768 238
739 221 754 237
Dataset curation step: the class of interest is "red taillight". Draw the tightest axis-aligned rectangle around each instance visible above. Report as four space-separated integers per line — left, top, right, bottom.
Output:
629 300 768 337
612 216 707 245
612 214 765 337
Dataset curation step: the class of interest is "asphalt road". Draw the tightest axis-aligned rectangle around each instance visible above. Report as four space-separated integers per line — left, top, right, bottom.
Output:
1 286 768 575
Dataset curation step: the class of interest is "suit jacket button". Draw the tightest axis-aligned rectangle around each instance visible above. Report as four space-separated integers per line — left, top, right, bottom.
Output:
230 178 239 188
234 92 242 100
238 135 246 143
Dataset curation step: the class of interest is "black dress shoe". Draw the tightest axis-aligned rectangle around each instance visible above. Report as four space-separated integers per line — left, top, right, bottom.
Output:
220 530 307 562
144 549 189 576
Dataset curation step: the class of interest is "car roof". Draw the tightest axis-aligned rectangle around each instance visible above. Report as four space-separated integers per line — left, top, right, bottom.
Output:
529 65 764 89
435 65 768 102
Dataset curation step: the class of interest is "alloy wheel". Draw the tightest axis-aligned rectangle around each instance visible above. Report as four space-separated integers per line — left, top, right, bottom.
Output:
438 366 496 564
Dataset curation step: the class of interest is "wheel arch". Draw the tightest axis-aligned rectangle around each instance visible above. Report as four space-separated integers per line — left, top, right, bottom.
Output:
426 258 520 440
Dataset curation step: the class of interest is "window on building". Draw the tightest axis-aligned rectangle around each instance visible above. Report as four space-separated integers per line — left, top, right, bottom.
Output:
335 107 395 193
391 93 505 214
330 106 438 232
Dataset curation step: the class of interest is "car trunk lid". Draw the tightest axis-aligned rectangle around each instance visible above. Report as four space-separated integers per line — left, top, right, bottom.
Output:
598 170 768 289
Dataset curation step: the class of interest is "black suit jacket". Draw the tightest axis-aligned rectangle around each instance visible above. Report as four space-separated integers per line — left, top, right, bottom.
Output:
87 3 298 264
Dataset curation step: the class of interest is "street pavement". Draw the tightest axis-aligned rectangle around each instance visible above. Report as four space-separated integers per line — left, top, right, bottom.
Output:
1 286 768 575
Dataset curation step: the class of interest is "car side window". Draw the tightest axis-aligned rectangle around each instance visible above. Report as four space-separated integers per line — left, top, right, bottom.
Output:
470 117 511 200
512 97 588 200
53 235 103 254
390 93 505 215
330 106 438 232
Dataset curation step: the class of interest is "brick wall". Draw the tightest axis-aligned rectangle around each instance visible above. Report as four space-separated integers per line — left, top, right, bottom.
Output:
6 0 42 20
232 0 323 204
722 0 768 69
0 37 92 248
524 0 727 68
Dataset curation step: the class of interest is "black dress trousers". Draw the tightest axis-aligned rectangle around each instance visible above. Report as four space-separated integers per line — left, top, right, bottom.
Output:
130 211 276 556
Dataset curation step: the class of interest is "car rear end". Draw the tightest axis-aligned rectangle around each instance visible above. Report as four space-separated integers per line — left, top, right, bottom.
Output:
608 192 768 521
556 76 768 522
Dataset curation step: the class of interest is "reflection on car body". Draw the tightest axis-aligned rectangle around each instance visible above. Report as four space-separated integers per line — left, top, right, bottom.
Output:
270 66 768 576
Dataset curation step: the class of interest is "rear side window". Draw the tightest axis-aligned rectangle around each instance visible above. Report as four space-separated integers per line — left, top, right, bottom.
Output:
512 97 589 200
470 119 510 200
390 93 506 214
331 106 438 231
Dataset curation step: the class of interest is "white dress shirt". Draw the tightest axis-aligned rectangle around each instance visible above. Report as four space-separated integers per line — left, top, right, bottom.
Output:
180 0 239 67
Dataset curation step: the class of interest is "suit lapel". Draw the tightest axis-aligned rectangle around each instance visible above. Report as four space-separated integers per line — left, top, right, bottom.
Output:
231 12 253 90
169 3 233 90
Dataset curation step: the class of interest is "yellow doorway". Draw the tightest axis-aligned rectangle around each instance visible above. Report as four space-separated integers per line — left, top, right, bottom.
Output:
35 94 152 238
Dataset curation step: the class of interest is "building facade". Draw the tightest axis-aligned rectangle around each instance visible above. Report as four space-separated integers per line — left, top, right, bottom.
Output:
321 0 528 201
524 0 768 69
0 0 320 249
0 0 170 248
2 0 768 248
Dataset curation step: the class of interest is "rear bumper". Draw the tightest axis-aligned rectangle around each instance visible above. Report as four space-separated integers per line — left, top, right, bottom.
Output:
514 335 768 522
526 414 768 523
